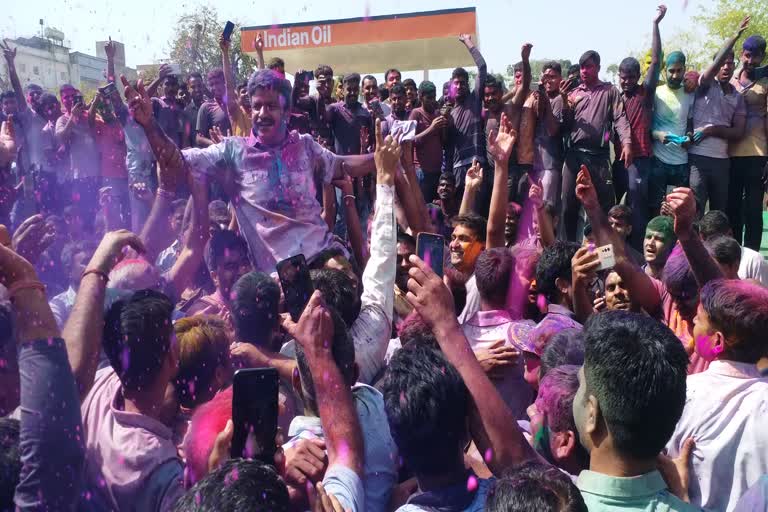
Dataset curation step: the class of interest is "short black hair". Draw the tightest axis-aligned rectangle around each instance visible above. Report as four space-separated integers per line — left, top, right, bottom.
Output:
579 50 601 67
295 307 355 408
402 78 417 89
385 68 401 82
582 311 689 459
0 91 16 102
475 247 514 306
230 272 280 347
390 83 406 97
513 61 524 73
451 67 469 81
542 61 562 75
535 241 580 303
310 268 361 327
343 73 361 85
485 74 502 92
267 57 285 70
0 418 20 509
697 210 731 241
540 328 584 379
700 279 768 362
188 71 204 82
315 64 333 78
38 92 59 108
705 236 741 269
378 83 389 101
60 240 97 274
397 231 416 250
247 69 292 109
383 342 468 476
204 230 249 272
362 74 376 84
103 290 174 392
453 213 488 243
608 204 632 223
173 458 289 512
567 64 580 76
486 460 587 512
619 57 641 76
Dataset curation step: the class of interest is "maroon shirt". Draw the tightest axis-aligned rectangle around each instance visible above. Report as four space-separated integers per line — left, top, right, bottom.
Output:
409 107 445 174
565 81 631 152
617 84 654 159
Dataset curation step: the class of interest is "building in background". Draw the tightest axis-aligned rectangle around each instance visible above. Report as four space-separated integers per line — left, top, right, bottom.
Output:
0 28 136 94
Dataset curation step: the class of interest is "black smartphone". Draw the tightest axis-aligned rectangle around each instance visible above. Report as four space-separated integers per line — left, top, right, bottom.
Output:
231 367 279 463
98 82 117 97
222 21 236 42
276 254 314 322
73 95 84 106
299 70 314 82
416 232 445 279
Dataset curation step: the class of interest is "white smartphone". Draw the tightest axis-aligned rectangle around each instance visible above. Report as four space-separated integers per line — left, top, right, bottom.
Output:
596 244 616 271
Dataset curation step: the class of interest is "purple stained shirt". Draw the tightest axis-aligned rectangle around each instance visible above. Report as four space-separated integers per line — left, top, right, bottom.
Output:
565 81 632 152
183 131 346 273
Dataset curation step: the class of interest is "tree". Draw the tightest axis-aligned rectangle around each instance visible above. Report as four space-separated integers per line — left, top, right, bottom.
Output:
606 63 619 84
506 59 572 82
694 0 767 53
168 6 256 84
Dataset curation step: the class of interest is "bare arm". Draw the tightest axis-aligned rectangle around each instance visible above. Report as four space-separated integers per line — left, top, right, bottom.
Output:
571 246 601 323
459 160 482 215
701 16 750 87
334 154 375 179
395 165 427 235
167 167 210 294
529 180 555 248
406 256 536 474
145 64 172 99
219 36 241 121
1 41 26 107
320 183 337 231
254 34 265 69
335 177 367 267
644 6 666 98
459 34 487 108
486 114 516 249
63 230 145 400
510 44 533 108
577 165 662 313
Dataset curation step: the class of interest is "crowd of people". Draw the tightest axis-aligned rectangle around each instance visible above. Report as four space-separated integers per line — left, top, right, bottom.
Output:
1 4 768 511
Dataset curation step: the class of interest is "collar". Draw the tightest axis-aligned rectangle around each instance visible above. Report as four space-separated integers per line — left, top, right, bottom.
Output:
576 80 608 92
577 470 668 498
467 309 514 327
110 386 174 441
407 471 480 511
547 304 576 318
248 128 299 151
707 359 764 379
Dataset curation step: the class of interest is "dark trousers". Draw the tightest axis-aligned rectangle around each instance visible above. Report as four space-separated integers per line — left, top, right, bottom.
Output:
72 176 100 227
561 150 614 242
612 157 651 251
728 156 767 251
648 157 689 219
689 154 730 217
417 169 441 204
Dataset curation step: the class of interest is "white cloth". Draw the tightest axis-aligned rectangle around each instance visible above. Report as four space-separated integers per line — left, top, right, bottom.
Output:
458 274 480 325
667 360 768 512
323 465 365 512
738 246 768 286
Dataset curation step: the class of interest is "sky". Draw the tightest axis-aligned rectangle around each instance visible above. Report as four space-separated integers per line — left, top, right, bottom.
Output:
1 0 713 85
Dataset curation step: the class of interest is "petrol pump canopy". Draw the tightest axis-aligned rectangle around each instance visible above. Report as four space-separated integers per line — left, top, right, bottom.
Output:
240 7 478 75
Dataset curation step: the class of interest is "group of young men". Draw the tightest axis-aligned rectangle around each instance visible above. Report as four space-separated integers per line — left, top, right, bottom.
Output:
0 3 767 512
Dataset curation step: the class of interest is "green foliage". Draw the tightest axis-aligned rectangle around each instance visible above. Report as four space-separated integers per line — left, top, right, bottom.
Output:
168 6 255 84
505 59 573 82
694 0 768 52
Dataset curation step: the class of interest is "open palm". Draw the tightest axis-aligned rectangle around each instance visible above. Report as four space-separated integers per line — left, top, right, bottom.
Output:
488 113 517 163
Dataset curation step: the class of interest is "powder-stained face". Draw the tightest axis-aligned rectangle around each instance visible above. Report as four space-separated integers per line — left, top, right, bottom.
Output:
250 88 288 145
579 59 599 85
666 61 685 89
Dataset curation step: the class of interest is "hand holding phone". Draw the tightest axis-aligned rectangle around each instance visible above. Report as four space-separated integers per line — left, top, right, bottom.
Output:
230 367 279 463
222 21 236 42
596 244 616 271
416 233 445 279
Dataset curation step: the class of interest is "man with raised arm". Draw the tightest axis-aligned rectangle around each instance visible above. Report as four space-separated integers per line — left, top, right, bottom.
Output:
123 71 374 274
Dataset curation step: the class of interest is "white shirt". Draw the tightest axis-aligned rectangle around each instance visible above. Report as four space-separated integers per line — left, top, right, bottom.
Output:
667 360 768 512
738 246 768 286
279 184 396 385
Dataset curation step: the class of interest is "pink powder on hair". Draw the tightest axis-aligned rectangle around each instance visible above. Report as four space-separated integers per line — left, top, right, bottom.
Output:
183 386 233 485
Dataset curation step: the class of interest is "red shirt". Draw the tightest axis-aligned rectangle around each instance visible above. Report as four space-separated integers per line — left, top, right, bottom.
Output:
409 107 444 174
618 84 654 159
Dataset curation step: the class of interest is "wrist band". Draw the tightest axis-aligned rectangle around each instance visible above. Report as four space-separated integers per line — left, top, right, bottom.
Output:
82 268 110 283
156 188 176 199
8 280 46 299
343 194 356 201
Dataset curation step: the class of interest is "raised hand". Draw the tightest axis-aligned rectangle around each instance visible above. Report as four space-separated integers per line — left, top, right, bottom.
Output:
86 229 145 275
130 182 153 203
487 113 517 163
12 214 55 264
104 36 117 58
465 159 483 190
120 75 153 126
406 254 457 333
374 118 401 186
521 43 533 61
0 225 37 287
737 15 751 37
255 33 264 52
280 290 335 360
218 33 230 52
0 119 17 167
209 125 229 144
528 176 544 209
666 187 697 237
575 165 600 211
458 34 473 46
0 39 16 63
332 174 354 195
654 4 667 24
571 245 601 286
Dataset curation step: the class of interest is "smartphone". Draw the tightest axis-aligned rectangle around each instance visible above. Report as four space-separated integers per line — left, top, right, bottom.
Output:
231 367 279 463
73 95 84 106
98 82 117 97
416 232 445 279
298 70 314 82
596 244 616 271
222 21 236 42
276 254 314 322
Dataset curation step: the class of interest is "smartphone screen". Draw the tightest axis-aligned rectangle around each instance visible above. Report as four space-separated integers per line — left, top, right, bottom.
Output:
417 233 445 279
276 254 314 322
222 21 236 42
231 367 279 463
